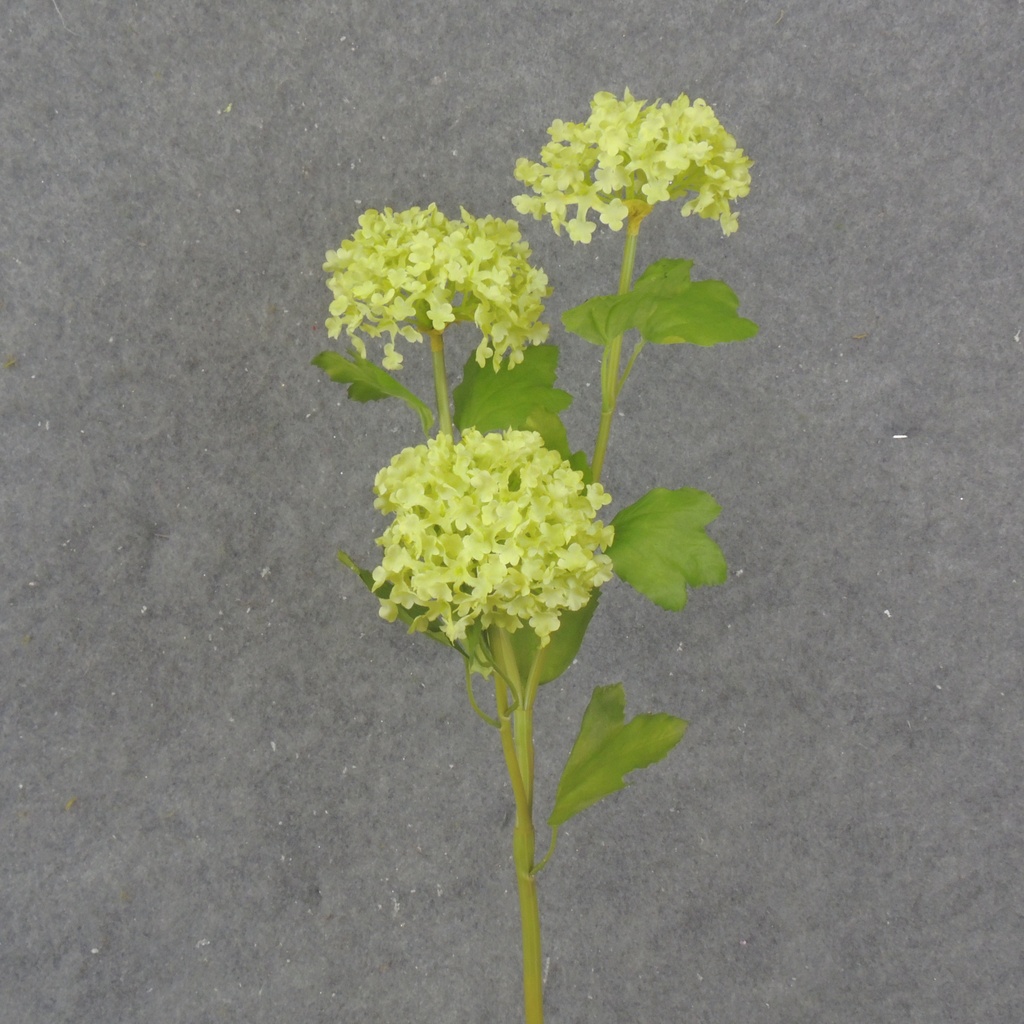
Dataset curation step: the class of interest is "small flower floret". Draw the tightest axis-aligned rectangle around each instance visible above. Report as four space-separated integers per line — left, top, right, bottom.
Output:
513 89 752 241
371 429 614 644
324 204 550 370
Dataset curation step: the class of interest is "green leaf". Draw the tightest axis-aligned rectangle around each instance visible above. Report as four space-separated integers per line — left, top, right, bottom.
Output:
629 259 759 346
520 406 573 465
561 257 758 348
453 344 571 435
608 487 728 611
506 590 601 686
336 549 456 649
519 406 591 480
548 683 687 828
312 349 434 435
561 294 632 347
452 345 589 470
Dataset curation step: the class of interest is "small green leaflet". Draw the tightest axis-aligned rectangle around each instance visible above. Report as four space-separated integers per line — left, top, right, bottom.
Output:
562 258 758 348
608 487 728 611
548 683 687 828
312 348 434 435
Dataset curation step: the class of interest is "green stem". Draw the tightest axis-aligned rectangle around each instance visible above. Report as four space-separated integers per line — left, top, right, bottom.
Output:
492 631 545 1024
591 219 642 483
514 835 544 1024
429 328 454 437
494 628 536 805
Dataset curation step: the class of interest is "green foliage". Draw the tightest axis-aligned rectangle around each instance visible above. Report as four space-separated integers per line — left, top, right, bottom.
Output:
548 683 687 827
453 345 573 450
608 487 728 611
562 258 758 348
506 591 601 686
452 345 592 477
312 348 434 435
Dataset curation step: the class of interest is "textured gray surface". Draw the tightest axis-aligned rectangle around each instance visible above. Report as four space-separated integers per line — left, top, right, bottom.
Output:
3 2 1022 1022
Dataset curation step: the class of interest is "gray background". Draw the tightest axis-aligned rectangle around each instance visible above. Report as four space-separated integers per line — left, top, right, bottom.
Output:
3 1 1021 1022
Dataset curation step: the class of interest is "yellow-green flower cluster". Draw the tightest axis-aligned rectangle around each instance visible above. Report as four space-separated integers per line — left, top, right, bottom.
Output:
324 204 550 370
371 428 614 645
513 89 752 242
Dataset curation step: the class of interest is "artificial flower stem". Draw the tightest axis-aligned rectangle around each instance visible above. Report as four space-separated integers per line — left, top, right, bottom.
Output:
493 636 544 1024
428 328 454 437
492 626 533 803
591 222 641 482
514 830 544 1024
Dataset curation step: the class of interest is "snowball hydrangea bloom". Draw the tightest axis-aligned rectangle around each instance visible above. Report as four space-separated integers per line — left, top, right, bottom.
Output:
513 89 752 242
324 204 551 371
371 428 614 645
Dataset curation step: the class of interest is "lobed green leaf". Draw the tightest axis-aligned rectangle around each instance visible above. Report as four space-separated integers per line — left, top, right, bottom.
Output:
548 683 687 828
561 294 631 347
453 345 588 471
629 259 758 346
561 257 758 348
608 487 728 611
453 345 569 428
